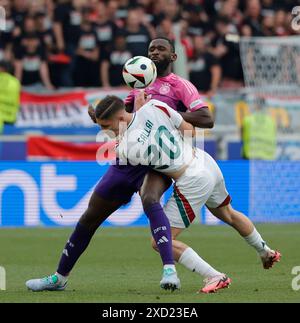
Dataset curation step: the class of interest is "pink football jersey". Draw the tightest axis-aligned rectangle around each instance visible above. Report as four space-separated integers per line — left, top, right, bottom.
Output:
124 73 207 112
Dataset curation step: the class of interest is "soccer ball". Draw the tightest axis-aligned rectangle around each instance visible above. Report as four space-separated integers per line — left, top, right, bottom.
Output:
122 56 157 89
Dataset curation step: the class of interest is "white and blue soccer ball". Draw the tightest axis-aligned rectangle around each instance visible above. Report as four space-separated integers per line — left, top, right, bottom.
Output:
122 56 157 89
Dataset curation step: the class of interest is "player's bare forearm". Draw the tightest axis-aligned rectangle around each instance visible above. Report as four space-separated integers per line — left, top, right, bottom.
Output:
179 107 214 128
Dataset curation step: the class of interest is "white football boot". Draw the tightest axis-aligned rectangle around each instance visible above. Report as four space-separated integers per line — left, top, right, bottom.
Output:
26 274 67 292
160 267 181 291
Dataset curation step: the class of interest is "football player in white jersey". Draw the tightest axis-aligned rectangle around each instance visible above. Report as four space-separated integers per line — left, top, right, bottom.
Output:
95 94 281 293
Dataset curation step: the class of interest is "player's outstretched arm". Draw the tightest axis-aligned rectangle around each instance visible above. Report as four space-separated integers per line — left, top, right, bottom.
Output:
179 107 214 129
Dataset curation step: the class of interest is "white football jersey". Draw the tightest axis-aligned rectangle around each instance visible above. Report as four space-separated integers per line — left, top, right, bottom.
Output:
117 99 194 173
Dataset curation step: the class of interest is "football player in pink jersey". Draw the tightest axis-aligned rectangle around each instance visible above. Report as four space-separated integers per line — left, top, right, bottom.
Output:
125 38 211 116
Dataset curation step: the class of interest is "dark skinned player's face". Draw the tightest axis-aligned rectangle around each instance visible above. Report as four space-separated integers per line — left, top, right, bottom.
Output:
148 39 177 75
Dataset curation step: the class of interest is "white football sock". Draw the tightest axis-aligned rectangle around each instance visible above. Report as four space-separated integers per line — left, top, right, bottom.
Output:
244 228 271 256
178 247 221 279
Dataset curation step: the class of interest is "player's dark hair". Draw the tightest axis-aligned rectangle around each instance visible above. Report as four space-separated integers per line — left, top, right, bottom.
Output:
151 37 175 53
95 95 125 120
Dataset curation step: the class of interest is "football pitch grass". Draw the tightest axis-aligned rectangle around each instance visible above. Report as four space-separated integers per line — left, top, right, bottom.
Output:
0 224 299 303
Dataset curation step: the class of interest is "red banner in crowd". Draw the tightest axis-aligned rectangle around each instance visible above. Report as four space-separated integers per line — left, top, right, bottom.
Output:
27 136 116 161
16 89 129 129
20 91 87 104
18 91 91 128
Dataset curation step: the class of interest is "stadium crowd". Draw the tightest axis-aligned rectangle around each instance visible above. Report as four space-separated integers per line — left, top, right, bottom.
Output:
0 0 299 93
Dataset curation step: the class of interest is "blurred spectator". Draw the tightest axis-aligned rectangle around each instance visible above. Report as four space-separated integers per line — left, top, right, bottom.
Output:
0 0 15 57
35 11 55 52
261 13 275 36
53 0 84 53
0 0 297 90
106 0 120 22
100 31 132 87
136 0 152 11
220 0 243 27
240 23 253 37
151 0 166 27
179 20 194 59
135 4 156 39
11 0 29 28
73 7 99 87
115 0 134 20
183 4 209 37
124 8 151 57
14 33 54 89
243 0 264 36
274 9 290 36
27 0 48 16
53 0 84 86
210 17 243 81
94 1 118 56
242 98 277 160
261 0 276 17
188 35 222 97
156 17 175 40
163 0 181 23
157 18 193 59
13 15 37 48
0 60 20 133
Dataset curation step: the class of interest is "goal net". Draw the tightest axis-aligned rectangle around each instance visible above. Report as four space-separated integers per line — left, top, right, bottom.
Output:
239 36 300 222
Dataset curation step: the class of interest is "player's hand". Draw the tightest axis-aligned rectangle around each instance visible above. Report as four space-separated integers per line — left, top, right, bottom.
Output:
135 90 149 111
88 104 97 123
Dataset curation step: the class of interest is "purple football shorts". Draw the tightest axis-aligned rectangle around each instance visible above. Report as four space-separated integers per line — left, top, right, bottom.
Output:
94 164 149 204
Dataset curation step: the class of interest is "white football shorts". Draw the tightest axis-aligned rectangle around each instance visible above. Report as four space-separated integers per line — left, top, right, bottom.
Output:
164 148 231 229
